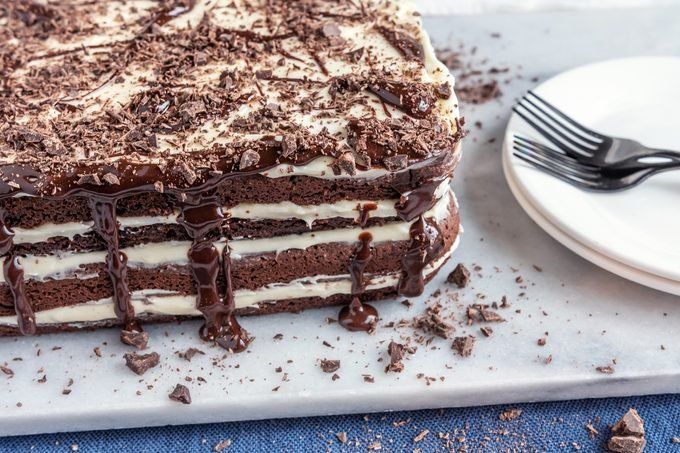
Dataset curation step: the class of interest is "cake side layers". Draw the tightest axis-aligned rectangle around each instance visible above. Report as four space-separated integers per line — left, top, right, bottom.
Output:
0 234 458 331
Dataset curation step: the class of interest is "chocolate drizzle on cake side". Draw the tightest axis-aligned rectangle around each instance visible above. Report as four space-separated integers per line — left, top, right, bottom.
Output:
90 199 138 332
339 231 378 332
178 195 249 352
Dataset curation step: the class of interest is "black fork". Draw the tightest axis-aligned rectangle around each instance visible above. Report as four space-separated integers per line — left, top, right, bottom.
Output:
512 135 680 191
514 91 680 169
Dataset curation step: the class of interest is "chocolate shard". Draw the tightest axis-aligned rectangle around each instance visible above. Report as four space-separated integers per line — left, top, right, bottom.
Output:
239 149 260 169
376 26 424 62
320 359 340 373
102 173 121 186
123 351 160 375
178 347 205 362
447 263 470 288
169 383 192 404
280 134 297 158
333 152 356 176
607 436 645 453
612 408 645 438
499 407 522 421
383 154 408 171
120 329 149 350
452 335 475 357
321 23 341 37
385 341 408 373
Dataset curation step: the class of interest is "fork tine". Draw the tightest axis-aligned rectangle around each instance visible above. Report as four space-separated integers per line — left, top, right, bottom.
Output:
512 153 602 189
514 135 600 170
513 143 601 180
522 96 602 147
515 100 595 156
528 91 605 141
513 106 587 158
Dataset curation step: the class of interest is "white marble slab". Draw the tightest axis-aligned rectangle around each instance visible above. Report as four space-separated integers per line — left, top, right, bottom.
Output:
1 7 680 437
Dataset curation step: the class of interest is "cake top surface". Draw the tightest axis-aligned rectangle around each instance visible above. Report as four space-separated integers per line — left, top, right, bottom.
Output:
0 0 461 195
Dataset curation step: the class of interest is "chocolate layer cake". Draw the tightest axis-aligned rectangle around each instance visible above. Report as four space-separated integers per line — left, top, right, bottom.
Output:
0 0 463 349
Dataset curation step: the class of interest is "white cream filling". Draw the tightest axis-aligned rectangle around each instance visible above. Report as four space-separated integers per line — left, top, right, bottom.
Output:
0 237 457 327
11 179 451 244
5 189 453 283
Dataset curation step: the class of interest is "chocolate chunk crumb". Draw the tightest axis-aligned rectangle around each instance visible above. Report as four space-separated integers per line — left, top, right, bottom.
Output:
363 374 375 383
447 263 470 288
280 134 298 158
320 359 340 373
179 348 205 362
213 439 232 452
480 326 493 337
336 432 348 444
120 329 149 350
607 409 645 453
596 365 615 374
385 341 408 373
612 408 645 437
333 152 356 176
124 352 160 375
331 373 340 381
239 150 260 169
452 336 475 357
169 384 191 404
383 154 408 171
413 304 454 338
607 436 645 453
413 429 429 443
499 408 522 421
1 365 13 377
102 173 120 186
537 337 546 346
586 423 599 439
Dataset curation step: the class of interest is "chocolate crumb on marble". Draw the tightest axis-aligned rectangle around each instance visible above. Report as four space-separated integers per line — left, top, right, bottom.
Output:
385 340 413 373
452 335 475 357
596 365 615 374
124 351 160 375
178 348 205 362
120 329 149 350
447 263 471 288
169 384 192 404
320 359 340 373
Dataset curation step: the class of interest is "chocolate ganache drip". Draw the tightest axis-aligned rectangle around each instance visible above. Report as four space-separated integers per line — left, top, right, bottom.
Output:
178 194 249 352
89 198 138 331
0 212 35 334
338 231 378 332
393 178 447 297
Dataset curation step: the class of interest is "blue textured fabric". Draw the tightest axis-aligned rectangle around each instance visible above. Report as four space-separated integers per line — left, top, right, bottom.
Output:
1 394 678 452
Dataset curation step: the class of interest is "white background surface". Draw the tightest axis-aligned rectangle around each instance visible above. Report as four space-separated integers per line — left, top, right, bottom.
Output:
1 5 680 437
418 0 680 15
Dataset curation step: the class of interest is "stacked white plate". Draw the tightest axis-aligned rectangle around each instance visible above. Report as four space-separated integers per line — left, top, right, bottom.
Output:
502 57 680 296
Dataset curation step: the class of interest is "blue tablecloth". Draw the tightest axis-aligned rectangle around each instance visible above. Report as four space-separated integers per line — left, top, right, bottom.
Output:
2 394 678 451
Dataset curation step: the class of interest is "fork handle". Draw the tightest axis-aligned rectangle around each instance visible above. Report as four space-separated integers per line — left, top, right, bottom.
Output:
612 151 680 169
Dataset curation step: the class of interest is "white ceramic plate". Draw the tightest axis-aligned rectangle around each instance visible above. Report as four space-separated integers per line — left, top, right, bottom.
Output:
503 57 680 282
503 151 680 296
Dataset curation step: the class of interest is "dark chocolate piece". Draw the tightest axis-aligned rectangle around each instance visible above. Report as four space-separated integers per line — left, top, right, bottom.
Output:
168 384 192 404
319 359 340 373
447 263 470 288
123 351 160 375
452 335 475 357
